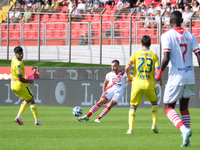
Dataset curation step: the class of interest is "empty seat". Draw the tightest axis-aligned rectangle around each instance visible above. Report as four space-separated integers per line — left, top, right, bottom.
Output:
50 14 57 22
59 14 67 22
46 31 53 38
12 32 20 38
41 14 49 23
24 24 30 31
28 31 36 38
15 24 21 31
56 24 65 30
47 24 55 30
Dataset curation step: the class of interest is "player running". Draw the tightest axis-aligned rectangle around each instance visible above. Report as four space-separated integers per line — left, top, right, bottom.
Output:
125 35 162 134
155 11 200 147
78 60 127 123
11 46 41 126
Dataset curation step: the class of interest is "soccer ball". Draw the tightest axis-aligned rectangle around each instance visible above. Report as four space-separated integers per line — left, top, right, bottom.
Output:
72 106 83 117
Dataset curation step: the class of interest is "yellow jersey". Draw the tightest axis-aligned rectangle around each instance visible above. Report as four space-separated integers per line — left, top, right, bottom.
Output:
11 56 25 84
129 49 160 89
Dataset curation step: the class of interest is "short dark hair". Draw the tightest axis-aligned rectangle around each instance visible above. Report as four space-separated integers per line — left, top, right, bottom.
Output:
141 35 151 47
112 60 120 65
170 11 182 24
14 46 23 53
32 66 37 70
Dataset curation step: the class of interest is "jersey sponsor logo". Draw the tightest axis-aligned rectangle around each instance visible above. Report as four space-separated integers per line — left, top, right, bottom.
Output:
177 66 192 72
139 74 150 80
140 53 152 57
112 77 121 83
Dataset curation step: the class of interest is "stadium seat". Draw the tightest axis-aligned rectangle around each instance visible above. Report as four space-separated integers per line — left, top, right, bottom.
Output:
58 14 67 22
72 23 81 30
41 14 49 23
2 32 12 39
93 15 100 22
138 28 147 36
56 24 65 30
1 24 6 31
28 31 36 38
147 29 155 36
46 31 53 38
47 24 56 30
50 14 58 22
34 14 39 22
61 6 68 13
71 30 78 38
91 23 100 29
24 24 30 31
8 24 14 31
54 31 61 38
12 32 20 38
15 24 21 31
23 32 28 39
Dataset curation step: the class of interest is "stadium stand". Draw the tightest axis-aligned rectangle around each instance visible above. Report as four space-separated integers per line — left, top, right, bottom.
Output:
0 0 200 46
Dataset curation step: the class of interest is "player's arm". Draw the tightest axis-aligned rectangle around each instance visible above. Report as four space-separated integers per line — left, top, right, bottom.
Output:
195 51 200 67
18 75 33 84
103 79 109 92
125 62 132 83
155 68 163 86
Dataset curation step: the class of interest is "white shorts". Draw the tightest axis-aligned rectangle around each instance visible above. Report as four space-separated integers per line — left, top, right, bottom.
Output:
101 88 124 104
163 84 195 104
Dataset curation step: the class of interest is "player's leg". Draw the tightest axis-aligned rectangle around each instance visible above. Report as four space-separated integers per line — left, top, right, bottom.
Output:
127 88 142 134
78 96 108 122
27 98 41 125
163 85 191 147
12 86 28 125
95 98 117 123
179 84 194 147
146 89 159 133
15 100 29 125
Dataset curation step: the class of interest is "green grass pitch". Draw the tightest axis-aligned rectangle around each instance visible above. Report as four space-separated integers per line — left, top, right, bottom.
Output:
0 106 200 150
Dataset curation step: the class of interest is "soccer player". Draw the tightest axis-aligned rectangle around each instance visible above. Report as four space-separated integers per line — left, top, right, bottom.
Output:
11 46 41 126
125 35 162 134
155 11 200 147
78 60 127 123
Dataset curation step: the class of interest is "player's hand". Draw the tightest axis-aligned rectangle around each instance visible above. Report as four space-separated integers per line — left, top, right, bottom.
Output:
126 77 132 84
155 69 163 81
29 80 34 84
158 80 163 86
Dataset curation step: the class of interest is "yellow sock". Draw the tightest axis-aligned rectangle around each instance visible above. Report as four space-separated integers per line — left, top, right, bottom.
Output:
30 101 39 119
18 100 29 115
151 104 158 126
128 108 136 130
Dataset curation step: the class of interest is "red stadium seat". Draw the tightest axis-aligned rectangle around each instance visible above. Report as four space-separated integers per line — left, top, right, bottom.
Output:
56 24 65 30
46 31 53 38
15 24 21 31
47 24 56 30
34 14 39 22
28 31 36 38
12 32 20 38
41 14 49 23
24 24 30 31
50 14 58 22
58 14 67 22
54 31 61 38
9 24 14 31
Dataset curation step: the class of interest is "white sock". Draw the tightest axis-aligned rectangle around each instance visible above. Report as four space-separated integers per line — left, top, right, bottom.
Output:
180 125 188 133
17 114 22 118
35 118 40 122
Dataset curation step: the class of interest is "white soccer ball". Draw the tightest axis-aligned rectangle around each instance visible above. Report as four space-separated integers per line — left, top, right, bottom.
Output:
72 106 83 117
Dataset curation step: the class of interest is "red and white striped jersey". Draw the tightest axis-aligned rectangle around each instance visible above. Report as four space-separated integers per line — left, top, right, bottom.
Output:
161 27 200 85
105 70 127 91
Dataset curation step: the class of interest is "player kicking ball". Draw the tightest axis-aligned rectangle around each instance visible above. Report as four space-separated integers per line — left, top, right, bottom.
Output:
11 46 41 126
125 35 162 134
78 60 127 123
155 11 200 147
